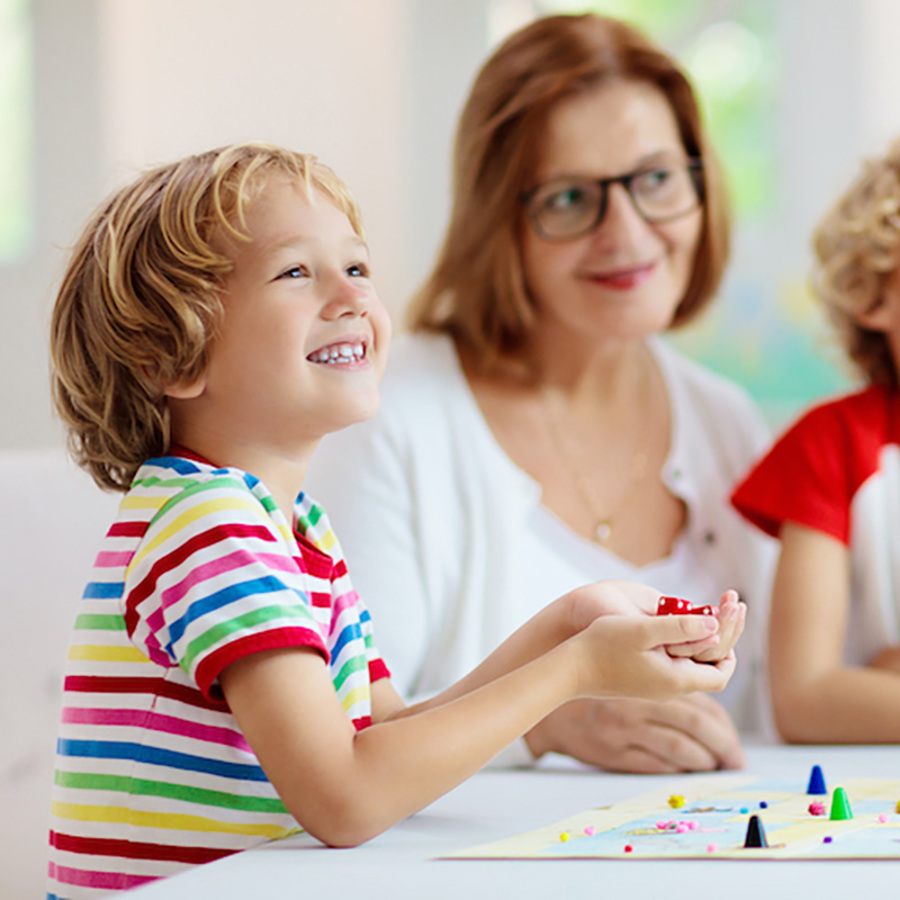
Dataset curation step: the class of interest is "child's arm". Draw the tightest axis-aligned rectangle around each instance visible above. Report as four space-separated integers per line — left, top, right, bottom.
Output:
770 522 900 742
386 582 724 718
220 584 731 848
373 585 743 773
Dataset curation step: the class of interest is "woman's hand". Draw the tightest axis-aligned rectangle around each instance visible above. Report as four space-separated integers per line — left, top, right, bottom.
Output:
524 693 745 772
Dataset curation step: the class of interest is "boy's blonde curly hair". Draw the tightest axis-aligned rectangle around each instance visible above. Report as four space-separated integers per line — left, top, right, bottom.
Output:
813 140 900 388
51 143 363 492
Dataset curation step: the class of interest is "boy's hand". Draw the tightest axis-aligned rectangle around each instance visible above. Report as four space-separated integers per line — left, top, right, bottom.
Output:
574 613 735 701
563 581 665 633
561 583 740 663
665 590 745 663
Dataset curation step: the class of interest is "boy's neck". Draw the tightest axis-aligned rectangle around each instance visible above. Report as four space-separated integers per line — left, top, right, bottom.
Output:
168 437 316 526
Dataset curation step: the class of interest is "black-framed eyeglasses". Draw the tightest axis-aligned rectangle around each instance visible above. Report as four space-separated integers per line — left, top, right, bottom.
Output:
521 158 704 242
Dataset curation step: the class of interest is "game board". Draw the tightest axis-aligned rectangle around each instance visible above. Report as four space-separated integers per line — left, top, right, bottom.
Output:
447 771 900 860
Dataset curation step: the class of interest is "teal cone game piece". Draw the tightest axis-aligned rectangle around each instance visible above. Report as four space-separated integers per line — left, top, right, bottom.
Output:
829 787 853 820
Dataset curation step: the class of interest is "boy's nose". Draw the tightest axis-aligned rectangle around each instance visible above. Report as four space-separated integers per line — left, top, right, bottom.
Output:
322 278 369 319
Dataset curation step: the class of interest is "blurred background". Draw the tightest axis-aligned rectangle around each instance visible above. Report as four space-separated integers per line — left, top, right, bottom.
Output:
4 0 900 895
5 0 900 450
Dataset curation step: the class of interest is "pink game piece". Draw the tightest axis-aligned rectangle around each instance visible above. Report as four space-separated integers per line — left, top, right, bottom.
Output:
584 826 596 836
706 843 719 853
808 801 826 816
676 823 689 833
879 814 889 824
655 821 667 830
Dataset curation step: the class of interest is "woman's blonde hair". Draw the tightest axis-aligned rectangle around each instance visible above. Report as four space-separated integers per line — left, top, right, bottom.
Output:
812 140 900 388
51 142 362 491
407 13 730 378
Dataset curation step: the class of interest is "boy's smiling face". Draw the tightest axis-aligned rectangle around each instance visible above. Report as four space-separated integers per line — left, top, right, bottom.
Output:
170 176 391 466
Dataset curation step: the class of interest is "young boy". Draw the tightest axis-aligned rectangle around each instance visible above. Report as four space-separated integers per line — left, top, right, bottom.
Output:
48 143 741 897
733 139 900 743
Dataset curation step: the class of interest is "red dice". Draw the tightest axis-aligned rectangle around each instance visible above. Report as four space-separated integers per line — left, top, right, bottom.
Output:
657 595 719 617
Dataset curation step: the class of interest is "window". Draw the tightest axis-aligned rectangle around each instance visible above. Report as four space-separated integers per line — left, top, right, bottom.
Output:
0 0 32 263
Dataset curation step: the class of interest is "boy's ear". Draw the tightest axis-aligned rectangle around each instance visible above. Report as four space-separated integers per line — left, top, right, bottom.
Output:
858 270 900 332
163 373 207 400
857 298 892 332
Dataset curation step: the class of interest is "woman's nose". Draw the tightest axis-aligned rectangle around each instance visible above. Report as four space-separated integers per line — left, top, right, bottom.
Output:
594 183 650 243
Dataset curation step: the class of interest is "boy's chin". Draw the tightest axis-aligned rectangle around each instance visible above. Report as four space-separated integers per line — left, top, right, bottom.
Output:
324 396 381 434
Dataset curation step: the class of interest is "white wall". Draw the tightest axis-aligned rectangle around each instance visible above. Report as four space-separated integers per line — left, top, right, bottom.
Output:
9 0 900 456
0 0 490 452
99 0 416 312
861 0 900 157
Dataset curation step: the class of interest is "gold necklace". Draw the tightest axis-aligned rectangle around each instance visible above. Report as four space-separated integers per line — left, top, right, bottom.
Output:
541 388 651 545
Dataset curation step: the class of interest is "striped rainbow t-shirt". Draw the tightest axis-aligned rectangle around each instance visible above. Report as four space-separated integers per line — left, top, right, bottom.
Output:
47 454 389 898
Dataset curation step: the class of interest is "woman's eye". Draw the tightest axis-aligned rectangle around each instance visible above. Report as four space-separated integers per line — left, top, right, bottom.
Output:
347 262 370 277
547 185 588 210
640 167 674 190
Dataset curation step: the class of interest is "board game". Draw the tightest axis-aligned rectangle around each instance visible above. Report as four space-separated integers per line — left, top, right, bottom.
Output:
447 768 900 860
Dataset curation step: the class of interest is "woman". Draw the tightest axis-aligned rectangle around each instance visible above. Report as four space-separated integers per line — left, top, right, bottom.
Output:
308 13 774 772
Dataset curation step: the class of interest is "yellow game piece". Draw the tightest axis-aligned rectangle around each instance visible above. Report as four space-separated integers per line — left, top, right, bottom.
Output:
896 799 900 814
559 832 570 842
668 795 685 809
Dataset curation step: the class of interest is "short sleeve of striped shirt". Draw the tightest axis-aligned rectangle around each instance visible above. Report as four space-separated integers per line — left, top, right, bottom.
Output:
123 470 329 703
294 493 391 687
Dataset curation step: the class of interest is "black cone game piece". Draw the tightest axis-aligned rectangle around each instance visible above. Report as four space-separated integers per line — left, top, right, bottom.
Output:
744 814 768 848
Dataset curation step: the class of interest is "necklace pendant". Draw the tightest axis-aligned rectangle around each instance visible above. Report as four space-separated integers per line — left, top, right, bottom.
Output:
595 520 612 543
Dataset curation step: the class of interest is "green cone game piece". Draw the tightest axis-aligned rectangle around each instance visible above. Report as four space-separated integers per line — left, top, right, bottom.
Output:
829 787 853 820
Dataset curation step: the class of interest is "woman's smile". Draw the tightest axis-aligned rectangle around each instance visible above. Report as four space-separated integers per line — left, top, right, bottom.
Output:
583 261 658 291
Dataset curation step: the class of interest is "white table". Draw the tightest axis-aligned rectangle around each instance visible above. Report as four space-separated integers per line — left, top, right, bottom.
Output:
129 744 900 899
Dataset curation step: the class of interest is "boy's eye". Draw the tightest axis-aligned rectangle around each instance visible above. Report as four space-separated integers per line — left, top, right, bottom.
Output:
277 265 309 280
347 262 370 277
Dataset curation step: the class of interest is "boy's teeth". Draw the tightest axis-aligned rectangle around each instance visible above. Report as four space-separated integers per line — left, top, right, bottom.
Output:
309 342 366 364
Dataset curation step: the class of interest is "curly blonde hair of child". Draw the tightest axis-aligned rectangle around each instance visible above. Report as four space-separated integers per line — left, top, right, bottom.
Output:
51 142 364 492
812 140 900 388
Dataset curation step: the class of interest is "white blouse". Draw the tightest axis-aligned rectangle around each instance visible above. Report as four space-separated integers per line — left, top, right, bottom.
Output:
307 333 777 763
